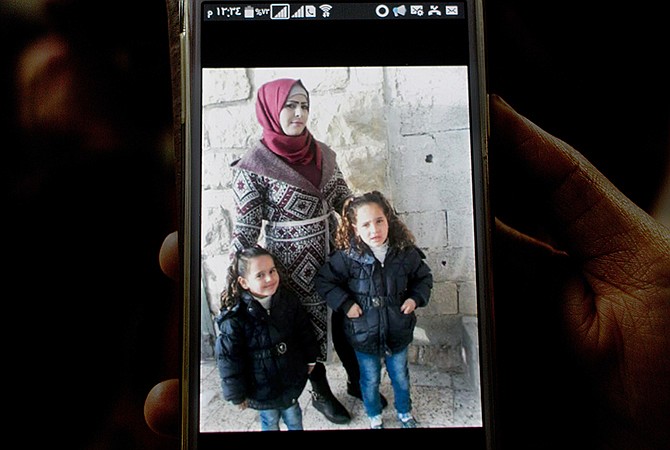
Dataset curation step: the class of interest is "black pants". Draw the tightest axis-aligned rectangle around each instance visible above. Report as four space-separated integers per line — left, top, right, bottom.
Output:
331 309 360 384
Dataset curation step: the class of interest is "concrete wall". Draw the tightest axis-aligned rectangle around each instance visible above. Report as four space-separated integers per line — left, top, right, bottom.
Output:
200 66 478 370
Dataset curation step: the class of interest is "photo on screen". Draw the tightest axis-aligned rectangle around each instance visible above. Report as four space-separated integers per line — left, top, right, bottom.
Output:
197 65 482 432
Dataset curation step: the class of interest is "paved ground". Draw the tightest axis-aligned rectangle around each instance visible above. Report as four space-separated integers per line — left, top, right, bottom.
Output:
199 358 482 432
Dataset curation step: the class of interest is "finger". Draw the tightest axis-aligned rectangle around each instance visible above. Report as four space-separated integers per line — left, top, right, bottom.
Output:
144 379 180 438
490 94 662 265
494 218 567 261
492 217 571 309
159 231 179 280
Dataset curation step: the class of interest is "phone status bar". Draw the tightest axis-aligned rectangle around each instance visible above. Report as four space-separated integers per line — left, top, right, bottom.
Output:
203 3 465 21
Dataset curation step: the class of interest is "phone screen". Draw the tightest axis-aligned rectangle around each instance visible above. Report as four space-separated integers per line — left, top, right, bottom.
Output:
183 2 494 448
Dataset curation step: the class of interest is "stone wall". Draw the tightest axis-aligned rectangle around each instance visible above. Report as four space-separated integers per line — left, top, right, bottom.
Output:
200 66 478 370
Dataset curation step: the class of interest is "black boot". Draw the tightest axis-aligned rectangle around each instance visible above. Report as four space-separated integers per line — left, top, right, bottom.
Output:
346 380 389 409
309 363 351 424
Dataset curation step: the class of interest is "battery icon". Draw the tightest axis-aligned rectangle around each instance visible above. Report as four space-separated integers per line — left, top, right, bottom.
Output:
244 6 254 18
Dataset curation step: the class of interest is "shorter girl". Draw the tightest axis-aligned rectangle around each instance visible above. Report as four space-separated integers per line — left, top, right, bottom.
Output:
215 245 319 431
315 191 433 429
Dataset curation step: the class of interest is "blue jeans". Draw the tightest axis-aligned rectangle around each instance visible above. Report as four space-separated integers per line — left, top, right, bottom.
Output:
355 347 412 418
258 402 303 431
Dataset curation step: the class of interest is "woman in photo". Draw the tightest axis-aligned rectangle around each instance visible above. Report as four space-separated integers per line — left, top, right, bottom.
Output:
228 78 383 424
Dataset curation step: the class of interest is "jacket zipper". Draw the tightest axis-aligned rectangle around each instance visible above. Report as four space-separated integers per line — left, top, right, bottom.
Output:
371 260 392 355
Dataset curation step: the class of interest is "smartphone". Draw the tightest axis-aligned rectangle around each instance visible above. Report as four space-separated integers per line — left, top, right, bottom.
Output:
180 1 495 448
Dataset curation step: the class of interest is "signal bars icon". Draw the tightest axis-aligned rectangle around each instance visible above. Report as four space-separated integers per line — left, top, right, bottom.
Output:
271 4 332 19
291 5 316 17
270 4 289 19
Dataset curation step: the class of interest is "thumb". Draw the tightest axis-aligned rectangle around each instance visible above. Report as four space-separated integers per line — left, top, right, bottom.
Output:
490 94 665 266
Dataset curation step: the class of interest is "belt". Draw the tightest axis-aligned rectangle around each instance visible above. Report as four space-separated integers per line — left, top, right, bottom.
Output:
251 342 288 359
359 296 391 309
265 203 336 254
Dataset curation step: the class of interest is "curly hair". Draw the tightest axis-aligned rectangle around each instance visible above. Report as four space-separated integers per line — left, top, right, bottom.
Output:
219 245 277 310
335 190 415 253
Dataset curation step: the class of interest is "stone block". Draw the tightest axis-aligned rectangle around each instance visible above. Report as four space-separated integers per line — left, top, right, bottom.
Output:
410 315 464 372
447 210 475 249
401 210 447 249
388 66 470 133
422 247 475 284
201 148 243 191
339 145 388 194
202 68 250 106
444 246 476 282
417 281 458 316
461 316 480 394
203 103 258 150
459 281 478 316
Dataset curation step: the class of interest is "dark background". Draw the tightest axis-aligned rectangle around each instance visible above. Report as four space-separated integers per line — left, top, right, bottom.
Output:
2 0 667 448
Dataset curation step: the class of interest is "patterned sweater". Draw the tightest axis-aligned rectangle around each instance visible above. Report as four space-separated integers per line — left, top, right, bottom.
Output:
230 140 351 360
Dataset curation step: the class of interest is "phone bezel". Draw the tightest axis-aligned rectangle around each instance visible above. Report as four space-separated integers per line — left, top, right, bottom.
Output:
180 2 495 448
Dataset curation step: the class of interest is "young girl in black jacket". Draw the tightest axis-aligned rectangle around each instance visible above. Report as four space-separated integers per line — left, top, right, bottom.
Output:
215 245 319 431
315 191 433 429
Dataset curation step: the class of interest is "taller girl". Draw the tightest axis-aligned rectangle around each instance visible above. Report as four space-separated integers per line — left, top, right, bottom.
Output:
315 190 433 429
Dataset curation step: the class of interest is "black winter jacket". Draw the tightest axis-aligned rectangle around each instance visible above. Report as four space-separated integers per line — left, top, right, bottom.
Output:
214 288 319 410
315 245 433 356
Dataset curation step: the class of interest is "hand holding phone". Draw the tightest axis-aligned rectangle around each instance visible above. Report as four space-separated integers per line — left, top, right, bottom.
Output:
149 4 662 450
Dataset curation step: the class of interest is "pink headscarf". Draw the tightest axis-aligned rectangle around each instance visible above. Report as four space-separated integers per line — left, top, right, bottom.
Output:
255 78 322 169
